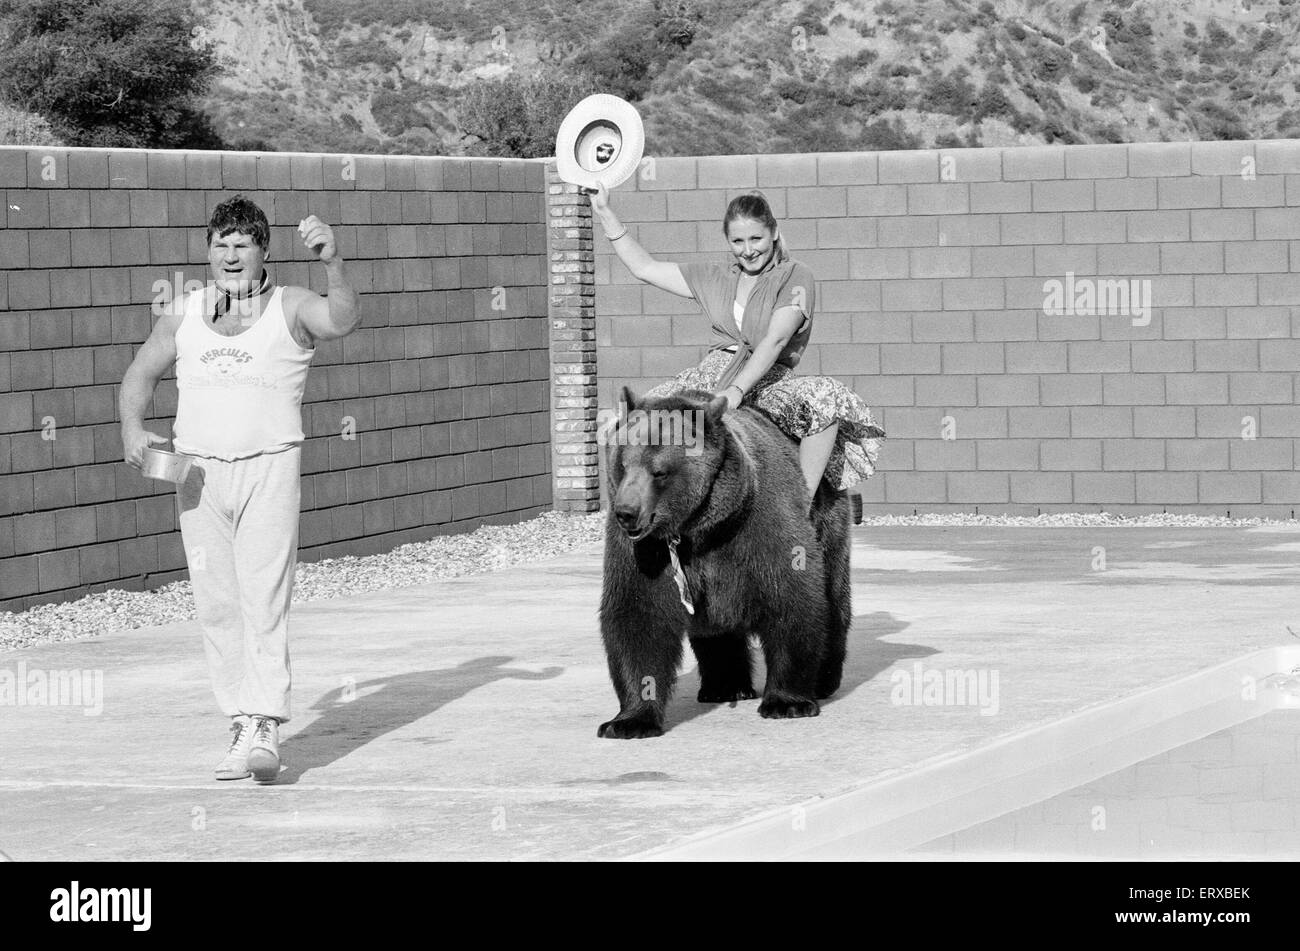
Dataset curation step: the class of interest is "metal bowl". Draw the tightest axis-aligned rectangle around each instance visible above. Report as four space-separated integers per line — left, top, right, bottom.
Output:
140 446 194 484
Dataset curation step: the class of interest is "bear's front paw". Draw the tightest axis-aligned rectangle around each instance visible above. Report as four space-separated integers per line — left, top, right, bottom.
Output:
698 684 759 703
758 695 820 719
597 714 665 739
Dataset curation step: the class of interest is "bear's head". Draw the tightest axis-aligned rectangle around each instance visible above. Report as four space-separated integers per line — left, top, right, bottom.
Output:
604 386 729 542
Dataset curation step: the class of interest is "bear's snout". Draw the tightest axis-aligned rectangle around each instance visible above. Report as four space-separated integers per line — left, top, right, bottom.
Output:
613 501 643 533
613 496 653 538
612 474 656 539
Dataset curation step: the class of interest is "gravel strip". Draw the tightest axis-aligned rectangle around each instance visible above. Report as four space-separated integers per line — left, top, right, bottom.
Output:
0 511 605 654
3 509 1294 654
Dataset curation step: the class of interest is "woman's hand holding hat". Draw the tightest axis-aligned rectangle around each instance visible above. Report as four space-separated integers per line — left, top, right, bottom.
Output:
583 182 628 241
581 181 611 213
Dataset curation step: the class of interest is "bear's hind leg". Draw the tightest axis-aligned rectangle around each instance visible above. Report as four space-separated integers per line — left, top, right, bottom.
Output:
691 634 758 703
813 484 852 700
756 612 822 720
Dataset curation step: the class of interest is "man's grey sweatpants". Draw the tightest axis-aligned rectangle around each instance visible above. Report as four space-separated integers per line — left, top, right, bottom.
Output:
176 446 301 723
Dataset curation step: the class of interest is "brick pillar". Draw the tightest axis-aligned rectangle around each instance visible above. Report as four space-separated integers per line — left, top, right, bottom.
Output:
545 162 601 512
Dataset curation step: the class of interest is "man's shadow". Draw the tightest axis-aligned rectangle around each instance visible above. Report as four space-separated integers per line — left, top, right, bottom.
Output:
664 611 937 730
278 656 562 783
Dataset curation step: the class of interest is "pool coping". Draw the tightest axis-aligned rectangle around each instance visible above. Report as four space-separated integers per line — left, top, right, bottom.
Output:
634 646 1300 861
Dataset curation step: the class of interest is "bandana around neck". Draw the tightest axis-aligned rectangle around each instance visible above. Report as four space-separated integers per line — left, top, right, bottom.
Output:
212 270 272 322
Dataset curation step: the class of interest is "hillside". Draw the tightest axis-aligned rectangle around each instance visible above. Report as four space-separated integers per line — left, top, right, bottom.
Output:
141 0 1300 154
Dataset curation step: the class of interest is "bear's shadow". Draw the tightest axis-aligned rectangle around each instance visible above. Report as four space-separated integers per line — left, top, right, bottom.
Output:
664 611 934 730
276 656 563 784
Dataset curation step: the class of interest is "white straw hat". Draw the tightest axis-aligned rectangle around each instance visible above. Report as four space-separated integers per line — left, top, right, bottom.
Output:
555 93 645 189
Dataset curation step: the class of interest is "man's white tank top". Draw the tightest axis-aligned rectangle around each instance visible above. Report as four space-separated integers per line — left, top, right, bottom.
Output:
172 286 315 460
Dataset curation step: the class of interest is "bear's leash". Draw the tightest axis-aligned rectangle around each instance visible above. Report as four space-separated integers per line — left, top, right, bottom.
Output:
666 535 695 615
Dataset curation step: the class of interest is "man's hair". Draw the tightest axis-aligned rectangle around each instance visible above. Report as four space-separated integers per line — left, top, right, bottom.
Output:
207 195 270 251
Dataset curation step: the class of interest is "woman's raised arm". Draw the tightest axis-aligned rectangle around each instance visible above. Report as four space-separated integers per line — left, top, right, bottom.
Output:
584 182 693 300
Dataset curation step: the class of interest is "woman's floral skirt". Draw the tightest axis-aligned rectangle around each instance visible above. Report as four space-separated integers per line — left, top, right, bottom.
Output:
642 349 885 491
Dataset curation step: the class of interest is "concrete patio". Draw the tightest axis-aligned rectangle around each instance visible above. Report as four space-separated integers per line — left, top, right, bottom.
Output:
2 523 1297 861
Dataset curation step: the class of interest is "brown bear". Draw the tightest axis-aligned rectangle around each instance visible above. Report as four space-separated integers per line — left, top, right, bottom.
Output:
597 386 852 739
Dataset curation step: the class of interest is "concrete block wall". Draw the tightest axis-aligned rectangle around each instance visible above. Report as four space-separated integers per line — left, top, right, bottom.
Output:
0 146 551 612
594 141 1300 518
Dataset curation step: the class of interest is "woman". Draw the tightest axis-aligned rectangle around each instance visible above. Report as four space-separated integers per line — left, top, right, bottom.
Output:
586 182 883 505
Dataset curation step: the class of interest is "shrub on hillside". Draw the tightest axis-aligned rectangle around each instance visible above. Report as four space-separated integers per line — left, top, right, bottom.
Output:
919 69 978 118
693 69 752 115
856 78 910 114
564 28 659 100
0 0 223 148
1256 28 1282 53
1038 117 1078 144
565 0 700 102
302 0 493 40
0 100 63 145
227 137 276 152
456 70 599 158
972 81 1013 122
836 48 879 71
771 105 851 153
371 85 430 138
773 77 811 104
337 37 402 71
1276 107 1300 137
1205 20 1232 48
859 116 921 151
1195 98 1248 139
1034 45 1073 83
794 0 831 36
1095 122 1124 143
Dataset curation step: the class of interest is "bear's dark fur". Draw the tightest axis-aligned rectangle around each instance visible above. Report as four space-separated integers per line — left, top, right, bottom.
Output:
597 386 852 739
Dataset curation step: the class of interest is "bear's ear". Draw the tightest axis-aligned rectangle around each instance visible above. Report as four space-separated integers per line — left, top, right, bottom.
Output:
704 393 728 422
620 385 638 412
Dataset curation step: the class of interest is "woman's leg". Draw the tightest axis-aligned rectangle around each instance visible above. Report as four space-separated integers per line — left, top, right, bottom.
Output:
799 424 838 502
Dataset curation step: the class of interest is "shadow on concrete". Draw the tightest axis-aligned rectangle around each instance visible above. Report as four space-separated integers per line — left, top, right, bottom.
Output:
278 656 563 784
820 610 937 709
663 611 933 730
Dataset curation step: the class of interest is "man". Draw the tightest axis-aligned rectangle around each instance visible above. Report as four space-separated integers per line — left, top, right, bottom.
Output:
120 195 361 784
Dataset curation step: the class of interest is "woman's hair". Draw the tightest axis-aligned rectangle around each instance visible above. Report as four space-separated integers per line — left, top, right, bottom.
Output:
207 194 271 251
722 190 788 261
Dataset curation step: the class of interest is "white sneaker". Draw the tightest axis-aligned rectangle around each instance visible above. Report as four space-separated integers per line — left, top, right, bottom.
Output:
214 716 253 781
247 716 281 784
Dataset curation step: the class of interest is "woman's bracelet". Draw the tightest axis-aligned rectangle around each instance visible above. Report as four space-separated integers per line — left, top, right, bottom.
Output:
726 384 745 400
604 225 629 241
